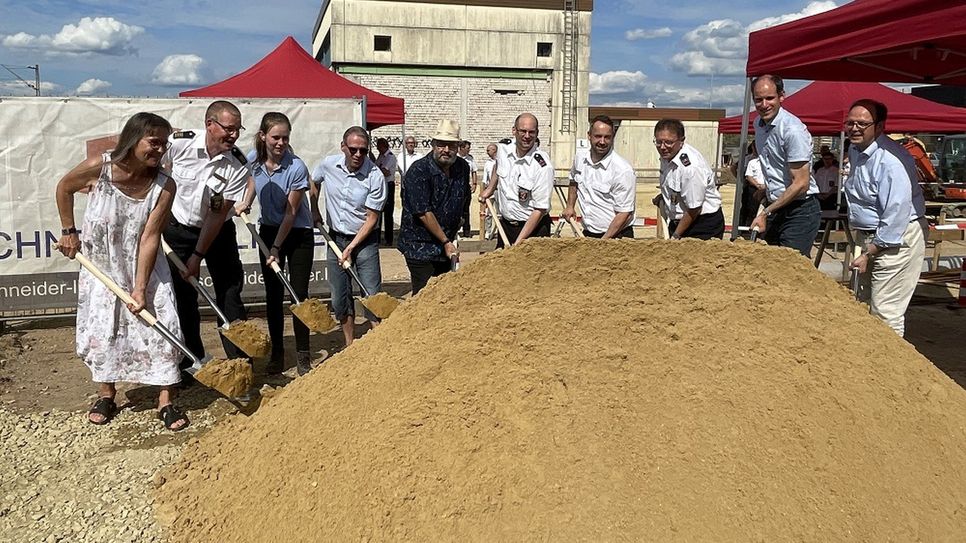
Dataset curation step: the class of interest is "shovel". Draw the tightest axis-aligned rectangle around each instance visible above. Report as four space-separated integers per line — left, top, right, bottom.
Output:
564 216 585 238
239 212 337 333
160 239 270 358
68 250 253 398
314 220 400 319
485 199 512 247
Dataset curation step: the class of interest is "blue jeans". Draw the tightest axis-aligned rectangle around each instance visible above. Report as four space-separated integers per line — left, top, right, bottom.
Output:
326 231 382 321
763 196 820 257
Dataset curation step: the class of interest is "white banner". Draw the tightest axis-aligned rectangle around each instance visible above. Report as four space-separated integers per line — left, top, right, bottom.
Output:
0 96 363 314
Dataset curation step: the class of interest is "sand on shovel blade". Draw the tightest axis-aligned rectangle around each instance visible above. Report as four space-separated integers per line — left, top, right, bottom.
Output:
193 358 253 398
361 292 400 319
289 298 336 332
220 320 271 358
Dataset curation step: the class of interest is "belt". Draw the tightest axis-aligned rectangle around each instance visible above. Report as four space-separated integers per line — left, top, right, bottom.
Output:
170 219 201 234
501 218 524 227
765 194 815 208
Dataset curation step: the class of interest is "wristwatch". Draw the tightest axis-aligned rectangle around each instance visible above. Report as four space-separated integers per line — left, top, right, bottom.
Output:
61 226 80 235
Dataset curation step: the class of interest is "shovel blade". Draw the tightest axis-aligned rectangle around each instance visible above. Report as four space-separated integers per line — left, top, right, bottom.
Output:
361 292 401 320
192 358 254 398
289 298 337 333
220 320 272 358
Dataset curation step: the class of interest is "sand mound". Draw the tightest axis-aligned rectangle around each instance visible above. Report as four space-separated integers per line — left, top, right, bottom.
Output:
157 239 966 542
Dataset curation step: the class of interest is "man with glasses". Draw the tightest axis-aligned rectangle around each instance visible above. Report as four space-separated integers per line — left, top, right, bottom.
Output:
478 112 554 247
562 115 637 238
749 74 821 257
397 135 423 191
398 120 471 294
310 126 386 347
162 100 253 375
652 118 724 239
844 99 926 337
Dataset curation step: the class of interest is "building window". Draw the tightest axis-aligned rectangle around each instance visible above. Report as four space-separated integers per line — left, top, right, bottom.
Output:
374 35 392 52
537 42 552 57
495 89 522 96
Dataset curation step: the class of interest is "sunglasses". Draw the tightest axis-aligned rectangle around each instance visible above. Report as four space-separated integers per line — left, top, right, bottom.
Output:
345 146 368 156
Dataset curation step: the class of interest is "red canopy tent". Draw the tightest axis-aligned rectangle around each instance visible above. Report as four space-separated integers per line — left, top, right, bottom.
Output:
719 81 966 135
180 36 405 129
746 0 966 85
729 0 966 234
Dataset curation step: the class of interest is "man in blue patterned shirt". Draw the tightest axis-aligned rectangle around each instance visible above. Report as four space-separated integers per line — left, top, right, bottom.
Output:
398 119 471 295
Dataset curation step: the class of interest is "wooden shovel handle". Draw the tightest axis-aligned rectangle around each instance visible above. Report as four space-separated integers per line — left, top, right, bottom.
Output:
485 199 511 247
314 220 352 269
566 217 585 238
73 252 158 326
239 211 283 273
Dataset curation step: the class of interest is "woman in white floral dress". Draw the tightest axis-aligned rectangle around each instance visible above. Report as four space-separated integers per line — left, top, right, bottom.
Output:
55 112 188 431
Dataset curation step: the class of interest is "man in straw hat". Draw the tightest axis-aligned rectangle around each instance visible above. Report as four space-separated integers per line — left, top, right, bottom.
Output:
478 112 554 247
398 119 472 295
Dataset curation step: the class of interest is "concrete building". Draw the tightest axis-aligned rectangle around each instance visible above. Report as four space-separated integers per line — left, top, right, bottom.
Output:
312 0 593 174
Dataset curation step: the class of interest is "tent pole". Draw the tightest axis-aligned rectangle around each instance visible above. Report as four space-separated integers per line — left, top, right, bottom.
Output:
836 130 846 208
731 76 753 240
361 95 368 130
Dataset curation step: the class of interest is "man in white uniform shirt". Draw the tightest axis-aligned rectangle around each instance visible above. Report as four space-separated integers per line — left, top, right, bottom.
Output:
375 138 398 245
478 113 554 248
162 100 252 370
397 135 423 189
652 118 724 240
562 115 636 238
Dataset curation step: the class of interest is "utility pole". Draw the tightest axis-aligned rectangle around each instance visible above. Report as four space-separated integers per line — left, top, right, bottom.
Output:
1 64 41 96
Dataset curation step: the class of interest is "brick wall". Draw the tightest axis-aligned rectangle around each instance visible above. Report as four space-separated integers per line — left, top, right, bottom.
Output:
352 73 553 169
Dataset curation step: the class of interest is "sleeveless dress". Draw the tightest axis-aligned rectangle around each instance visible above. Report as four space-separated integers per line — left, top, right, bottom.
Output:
75 153 182 386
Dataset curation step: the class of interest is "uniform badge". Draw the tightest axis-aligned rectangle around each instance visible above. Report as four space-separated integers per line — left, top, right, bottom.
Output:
209 192 224 212
172 130 195 139
680 153 691 167
518 188 531 202
534 154 547 168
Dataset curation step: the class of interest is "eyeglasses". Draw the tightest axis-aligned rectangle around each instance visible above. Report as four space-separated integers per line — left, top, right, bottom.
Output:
209 118 245 135
653 139 680 148
345 146 368 156
843 120 876 130
143 137 171 151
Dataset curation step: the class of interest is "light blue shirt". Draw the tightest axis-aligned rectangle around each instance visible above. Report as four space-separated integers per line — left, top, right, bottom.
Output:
248 149 312 229
845 134 920 248
755 107 819 202
311 154 386 235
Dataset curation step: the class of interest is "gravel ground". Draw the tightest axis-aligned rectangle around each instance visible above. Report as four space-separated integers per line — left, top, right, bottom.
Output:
0 399 232 543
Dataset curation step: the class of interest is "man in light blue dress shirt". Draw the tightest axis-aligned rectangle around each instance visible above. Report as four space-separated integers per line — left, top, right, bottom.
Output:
310 126 387 347
844 99 926 337
749 75 821 257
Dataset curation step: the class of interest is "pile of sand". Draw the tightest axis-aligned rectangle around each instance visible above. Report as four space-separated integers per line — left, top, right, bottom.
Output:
157 239 966 541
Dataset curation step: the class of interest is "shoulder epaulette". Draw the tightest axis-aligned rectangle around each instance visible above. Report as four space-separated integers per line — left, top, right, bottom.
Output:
172 130 195 139
534 153 547 168
231 146 248 165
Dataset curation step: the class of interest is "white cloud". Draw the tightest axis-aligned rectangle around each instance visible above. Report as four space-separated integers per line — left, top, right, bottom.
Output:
669 1 838 75
595 82 746 111
0 80 61 96
625 27 672 41
2 17 144 55
75 78 111 95
589 70 648 94
151 54 206 86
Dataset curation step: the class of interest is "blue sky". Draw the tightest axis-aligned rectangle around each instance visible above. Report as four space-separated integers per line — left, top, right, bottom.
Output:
0 0 841 112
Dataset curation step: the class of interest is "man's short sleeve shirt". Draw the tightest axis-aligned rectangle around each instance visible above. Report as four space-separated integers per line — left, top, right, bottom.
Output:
569 149 637 234
312 154 387 235
658 143 721 220
398 155 470 261
754 107 819 202
494 142 554 222
164 129 251 228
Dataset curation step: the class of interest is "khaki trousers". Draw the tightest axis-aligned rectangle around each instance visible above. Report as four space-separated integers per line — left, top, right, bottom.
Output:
852 219 926 337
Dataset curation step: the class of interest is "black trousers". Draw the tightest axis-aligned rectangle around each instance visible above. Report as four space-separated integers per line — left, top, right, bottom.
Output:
258 225 314 353
383 182 396 245
406 258 451 296
669 208 725 240
584 225 635 239
462 192 472 237
496 214 552 249
163 219 248 367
